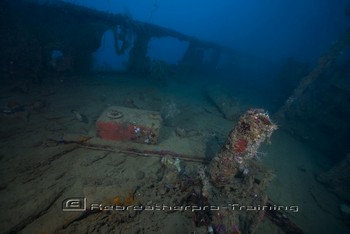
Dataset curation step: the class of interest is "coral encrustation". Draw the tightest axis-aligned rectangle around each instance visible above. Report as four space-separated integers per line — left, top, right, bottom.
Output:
234 139 248 153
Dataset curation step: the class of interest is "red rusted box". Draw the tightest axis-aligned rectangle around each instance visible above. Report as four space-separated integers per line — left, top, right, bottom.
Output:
96 106 162 144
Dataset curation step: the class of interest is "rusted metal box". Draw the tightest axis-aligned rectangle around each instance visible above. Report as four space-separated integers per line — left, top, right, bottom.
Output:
96 106 162 144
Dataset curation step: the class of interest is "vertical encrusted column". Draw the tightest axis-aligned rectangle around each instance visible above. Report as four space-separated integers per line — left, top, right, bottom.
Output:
210 108 277 186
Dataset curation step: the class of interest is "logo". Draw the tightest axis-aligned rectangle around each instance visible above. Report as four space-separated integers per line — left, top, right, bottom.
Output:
62 197 86 211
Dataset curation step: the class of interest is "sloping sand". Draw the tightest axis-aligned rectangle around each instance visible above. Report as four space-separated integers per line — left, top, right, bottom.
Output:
0 74 348 233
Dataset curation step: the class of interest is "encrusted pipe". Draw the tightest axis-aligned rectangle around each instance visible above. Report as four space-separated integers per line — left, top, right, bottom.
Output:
209 108 277 186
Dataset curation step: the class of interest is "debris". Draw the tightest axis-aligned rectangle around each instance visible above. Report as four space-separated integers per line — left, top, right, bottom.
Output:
198 166 211 199
96 106 162 144
265 200 305 234
161 156 181 172
1 101 25 114
205 86 242 120
71 109 89 123
316 154 350 202
161 100 180 126
175 127 202 137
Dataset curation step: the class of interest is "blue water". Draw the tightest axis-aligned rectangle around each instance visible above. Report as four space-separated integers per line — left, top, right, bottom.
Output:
0 0 350 233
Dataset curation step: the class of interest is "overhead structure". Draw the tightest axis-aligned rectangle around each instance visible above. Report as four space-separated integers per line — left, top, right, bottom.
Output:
0 0 236 81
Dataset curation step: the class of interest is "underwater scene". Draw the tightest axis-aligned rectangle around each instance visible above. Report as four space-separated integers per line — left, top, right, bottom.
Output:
0 0 350 233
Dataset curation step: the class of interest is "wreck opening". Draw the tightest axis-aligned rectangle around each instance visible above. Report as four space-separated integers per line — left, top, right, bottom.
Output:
0 0 230 80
